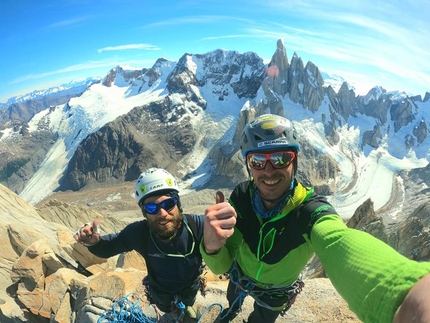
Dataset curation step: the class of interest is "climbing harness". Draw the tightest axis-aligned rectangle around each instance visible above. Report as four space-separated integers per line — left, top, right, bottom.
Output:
221 262 305 319
97 293 157 323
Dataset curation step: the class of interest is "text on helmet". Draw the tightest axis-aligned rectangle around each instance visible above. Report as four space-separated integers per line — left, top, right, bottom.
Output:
258 139 289 147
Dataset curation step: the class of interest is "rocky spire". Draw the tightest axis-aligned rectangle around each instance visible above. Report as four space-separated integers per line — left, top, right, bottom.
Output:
267 39 290 97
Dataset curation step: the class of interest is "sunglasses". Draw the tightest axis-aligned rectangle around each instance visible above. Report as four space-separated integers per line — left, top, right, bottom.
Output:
140 197 178 215
247 151 296 170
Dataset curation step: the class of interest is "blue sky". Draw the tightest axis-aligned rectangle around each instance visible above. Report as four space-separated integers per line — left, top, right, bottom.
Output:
1 0 429 103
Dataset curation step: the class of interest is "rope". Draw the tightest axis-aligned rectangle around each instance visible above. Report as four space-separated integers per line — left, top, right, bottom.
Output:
97 293 157 323
197 302 224 323
220 284 248 319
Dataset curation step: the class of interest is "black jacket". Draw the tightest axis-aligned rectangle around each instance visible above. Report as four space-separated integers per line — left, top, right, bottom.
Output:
88 214 204 293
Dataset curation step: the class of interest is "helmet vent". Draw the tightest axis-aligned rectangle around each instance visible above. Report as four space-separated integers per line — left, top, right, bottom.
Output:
239 114 301 156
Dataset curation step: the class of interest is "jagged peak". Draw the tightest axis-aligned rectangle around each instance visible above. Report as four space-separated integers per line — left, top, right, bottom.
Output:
269 39 289 71
338 81 353 94
102 65 144 87
363 85 386 103
151 57 172 68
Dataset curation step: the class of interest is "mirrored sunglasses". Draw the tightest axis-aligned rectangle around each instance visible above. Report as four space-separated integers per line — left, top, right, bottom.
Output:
247 151 296 170
140 197 178 215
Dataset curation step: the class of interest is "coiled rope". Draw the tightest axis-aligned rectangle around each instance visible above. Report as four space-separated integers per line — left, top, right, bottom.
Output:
97 293 227 323
97 293 156 323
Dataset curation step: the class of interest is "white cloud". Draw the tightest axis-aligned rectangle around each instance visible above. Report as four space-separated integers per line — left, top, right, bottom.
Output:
97 44 161 53
10 58 156 84
142 15 251 29
10 61 117 83
38 16 93 32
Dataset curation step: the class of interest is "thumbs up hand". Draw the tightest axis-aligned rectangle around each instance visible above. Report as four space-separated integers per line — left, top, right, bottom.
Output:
203 191 237 254
215 191 224 204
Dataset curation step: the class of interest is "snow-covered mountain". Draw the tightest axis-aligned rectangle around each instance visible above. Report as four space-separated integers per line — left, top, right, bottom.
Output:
320 72 352 92
0 77 101 109
0 39 429 223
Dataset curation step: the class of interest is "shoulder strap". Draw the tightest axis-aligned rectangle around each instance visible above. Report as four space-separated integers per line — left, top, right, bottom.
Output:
144 215 198 257
298 191 339 237
142 221 150 259
184 213 198 240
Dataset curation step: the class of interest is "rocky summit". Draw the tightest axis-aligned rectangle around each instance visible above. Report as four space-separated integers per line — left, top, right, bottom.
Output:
1 178 429 322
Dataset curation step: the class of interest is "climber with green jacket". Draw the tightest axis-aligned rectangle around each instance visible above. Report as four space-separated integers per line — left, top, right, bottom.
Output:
200 113 430 323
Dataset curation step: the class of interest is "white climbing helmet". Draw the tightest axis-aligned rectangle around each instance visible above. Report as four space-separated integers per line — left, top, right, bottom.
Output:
134 168 179 205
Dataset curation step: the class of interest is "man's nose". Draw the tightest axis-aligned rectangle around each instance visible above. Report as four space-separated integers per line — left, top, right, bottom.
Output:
158 207 169 216
263 160 276 172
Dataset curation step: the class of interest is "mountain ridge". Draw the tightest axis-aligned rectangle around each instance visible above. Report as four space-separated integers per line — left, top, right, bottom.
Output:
0 39 429 222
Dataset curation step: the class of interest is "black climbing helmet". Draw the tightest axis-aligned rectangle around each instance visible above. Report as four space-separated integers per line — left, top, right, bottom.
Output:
240 114 300 157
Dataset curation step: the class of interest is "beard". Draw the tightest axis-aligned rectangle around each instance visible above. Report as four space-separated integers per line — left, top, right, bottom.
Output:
147 213 183 240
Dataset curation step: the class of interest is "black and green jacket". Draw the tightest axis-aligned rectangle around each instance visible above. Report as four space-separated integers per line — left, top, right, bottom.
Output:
201 181 430 323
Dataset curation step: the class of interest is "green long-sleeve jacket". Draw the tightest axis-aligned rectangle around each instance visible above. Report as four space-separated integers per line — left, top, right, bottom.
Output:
200 181 430 323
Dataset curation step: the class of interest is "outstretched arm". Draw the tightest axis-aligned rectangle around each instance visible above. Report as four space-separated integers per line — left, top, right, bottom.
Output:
393 272 430 323
77 221 142 258
310 215 430 323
